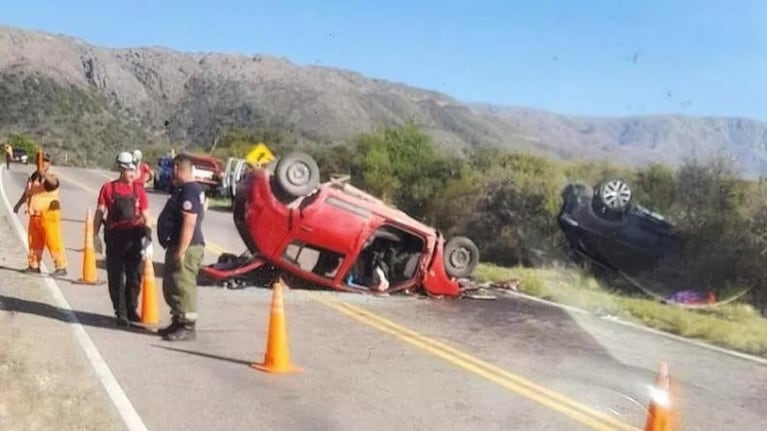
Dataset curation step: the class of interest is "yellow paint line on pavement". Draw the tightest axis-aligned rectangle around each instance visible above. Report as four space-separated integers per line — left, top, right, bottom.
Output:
57 168 639 430
311 294 642 431
205 242 228 255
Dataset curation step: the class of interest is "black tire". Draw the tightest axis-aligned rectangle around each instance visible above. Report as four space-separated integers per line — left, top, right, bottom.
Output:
217 253 240 264
444 236 480 278
561 183 593 212
273 152 320 199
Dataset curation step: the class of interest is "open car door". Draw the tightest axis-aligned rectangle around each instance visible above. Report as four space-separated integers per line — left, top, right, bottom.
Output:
343 223 425 294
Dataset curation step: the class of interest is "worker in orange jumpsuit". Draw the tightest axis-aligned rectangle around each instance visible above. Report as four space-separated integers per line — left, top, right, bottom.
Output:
13 154 68 275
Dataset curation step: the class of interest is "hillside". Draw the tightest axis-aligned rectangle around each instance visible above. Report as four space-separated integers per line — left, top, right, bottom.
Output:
470 104 767 178
1 24 767 175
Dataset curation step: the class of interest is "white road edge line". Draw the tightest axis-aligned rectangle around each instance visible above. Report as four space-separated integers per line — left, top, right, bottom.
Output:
0 165 149 431
64 166 767 366
500 289 767 366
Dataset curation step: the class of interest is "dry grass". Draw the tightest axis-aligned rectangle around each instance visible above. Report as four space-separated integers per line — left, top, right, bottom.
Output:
474 263 767 358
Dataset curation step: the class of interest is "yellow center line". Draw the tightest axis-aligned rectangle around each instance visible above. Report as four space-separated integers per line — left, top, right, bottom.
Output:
310 294 642 431
59 169 640 430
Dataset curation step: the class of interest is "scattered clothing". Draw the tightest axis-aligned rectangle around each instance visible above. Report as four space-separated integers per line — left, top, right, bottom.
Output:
666 290 717 305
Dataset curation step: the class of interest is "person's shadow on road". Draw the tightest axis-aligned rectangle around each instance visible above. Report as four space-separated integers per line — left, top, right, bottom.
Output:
1 260 171 285
0 293 154 335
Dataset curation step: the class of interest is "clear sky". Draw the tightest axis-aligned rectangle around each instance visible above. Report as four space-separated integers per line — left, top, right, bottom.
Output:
2 0 766 120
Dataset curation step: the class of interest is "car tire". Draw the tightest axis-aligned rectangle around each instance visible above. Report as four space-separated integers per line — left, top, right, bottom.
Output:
273 152 320 199
217 253 240 265
444 236 480 278
594 178 633 214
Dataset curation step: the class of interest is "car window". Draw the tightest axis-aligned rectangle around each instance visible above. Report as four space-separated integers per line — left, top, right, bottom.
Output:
282 240 344 279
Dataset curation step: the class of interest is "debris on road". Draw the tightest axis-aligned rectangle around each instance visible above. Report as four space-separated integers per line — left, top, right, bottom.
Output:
456 277 525 300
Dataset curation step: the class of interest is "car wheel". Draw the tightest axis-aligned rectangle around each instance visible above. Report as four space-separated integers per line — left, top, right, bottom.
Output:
274 152 320 199
595 178 632 212
444 236 480 278
217 253 240 265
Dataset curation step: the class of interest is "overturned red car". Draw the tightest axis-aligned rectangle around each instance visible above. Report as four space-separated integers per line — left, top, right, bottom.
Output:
198 152 480 297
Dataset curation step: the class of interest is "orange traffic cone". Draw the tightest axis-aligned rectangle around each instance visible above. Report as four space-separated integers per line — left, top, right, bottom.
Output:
139 257 160 325
76 208 102 285
251 280 302 374
645 361 676 431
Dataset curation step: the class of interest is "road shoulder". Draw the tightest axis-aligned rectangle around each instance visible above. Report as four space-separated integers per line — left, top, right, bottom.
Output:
0 210 125 431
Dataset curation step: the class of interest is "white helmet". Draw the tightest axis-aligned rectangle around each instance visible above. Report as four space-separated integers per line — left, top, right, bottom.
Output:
116 151 137 171
133 149 143 162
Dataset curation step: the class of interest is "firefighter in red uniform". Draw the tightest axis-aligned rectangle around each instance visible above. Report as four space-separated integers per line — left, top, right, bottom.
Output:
93 151 153 326
132 149 154 188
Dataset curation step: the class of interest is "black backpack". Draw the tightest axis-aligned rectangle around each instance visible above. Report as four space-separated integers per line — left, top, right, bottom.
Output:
108 180 139 225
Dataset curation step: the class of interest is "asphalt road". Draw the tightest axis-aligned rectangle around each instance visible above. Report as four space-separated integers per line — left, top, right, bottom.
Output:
2 163 767 430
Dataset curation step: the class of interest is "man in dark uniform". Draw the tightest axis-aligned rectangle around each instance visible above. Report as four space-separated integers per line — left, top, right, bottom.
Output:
156 153 206 341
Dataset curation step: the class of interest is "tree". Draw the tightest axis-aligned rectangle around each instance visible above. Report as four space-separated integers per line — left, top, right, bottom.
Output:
427 163 484 234
634 163 675 213
7 133 39 155
359 141 400 203
355 122 444 208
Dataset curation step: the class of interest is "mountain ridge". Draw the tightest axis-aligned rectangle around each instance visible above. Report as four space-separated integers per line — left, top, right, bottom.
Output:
1 23 765 176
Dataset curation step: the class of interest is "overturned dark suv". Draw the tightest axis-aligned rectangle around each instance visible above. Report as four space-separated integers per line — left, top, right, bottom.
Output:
557 178 683 277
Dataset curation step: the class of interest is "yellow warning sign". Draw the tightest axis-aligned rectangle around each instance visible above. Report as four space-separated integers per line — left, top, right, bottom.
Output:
245 142 275 166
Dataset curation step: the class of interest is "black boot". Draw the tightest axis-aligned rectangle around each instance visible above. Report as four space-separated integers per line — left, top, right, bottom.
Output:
162 321 196 341
127 309 141 323
157 317 182 336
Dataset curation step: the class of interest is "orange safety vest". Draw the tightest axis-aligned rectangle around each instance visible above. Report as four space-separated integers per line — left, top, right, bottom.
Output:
27 174 60 216
29 189 60 216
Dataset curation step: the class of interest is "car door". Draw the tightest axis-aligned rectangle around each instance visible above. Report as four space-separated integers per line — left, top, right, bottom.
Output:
276 192 375 284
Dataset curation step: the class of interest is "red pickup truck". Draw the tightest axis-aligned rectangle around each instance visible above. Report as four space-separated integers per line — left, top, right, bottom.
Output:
154 153 225 195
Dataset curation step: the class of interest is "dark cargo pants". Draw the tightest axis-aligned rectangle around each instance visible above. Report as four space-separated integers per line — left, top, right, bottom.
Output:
105 226 145 321
162 244 204 323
